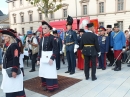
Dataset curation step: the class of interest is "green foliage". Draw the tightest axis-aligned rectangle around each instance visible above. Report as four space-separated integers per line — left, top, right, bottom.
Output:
27 0 63 15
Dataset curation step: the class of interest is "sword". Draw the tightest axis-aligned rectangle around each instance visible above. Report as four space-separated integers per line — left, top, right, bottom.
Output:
112 51 123 69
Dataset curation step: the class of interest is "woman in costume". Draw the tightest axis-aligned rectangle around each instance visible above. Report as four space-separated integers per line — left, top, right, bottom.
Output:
0 30 26 97
77 29 85 70
37 21 58 92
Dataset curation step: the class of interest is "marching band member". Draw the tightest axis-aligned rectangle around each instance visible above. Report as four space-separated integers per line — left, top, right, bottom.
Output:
77 29 85 70
80 23 100 81
97 26 109 70
0 30 25 97
37 21 59 92
110 23 126 71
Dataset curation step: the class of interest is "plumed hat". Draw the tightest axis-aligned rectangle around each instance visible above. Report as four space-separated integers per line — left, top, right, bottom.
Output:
66 15 73 25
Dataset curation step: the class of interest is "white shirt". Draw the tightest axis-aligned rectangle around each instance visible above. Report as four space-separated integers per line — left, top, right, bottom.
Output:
29 36 38 50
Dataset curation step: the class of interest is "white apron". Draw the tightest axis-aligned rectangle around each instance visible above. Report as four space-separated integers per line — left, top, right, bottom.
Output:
19 54 24 68
39 51 57 79
1 68 23 93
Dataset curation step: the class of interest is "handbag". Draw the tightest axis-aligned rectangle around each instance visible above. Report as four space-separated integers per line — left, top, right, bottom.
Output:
6 67 21 78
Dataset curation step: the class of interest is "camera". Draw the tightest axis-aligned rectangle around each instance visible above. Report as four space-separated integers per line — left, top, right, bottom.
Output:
27 40 30 43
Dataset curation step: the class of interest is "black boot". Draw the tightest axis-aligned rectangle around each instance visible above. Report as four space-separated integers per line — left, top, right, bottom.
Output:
114 60 121 71
113 61 118 70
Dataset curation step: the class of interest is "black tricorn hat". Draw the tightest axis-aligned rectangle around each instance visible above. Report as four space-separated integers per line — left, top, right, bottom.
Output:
66 15 73 25
79 29 85 33
114 23 119 28
87 23 94 28
41 21 52 30
0 30 16 38
8 29 17 33
53 30 58 34
107 25 112 28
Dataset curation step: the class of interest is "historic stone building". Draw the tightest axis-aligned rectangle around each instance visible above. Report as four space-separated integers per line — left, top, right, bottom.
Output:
7 0 130 34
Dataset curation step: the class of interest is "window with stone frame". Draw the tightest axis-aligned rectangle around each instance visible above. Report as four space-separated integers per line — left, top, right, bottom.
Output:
29 14 33 22
22 28 24 34
99 2 104 13
12 2 15 7
63 9 67 18
14 28 17 31
99 22 104 26
13 17 16 23
20 0 23 5
39 13 42 20
117 0 124 11
83 5 87 15
30 27 33 31
117 21 123 31
21 16 24 23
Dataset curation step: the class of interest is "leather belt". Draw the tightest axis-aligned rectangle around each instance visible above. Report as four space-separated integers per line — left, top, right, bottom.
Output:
84 45 94 47
66 42 74 45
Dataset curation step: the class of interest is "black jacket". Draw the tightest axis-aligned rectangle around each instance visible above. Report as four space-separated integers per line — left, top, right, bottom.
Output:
80 32 100 56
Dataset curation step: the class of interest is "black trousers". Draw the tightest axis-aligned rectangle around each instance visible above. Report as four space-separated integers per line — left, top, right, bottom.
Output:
56 53 60 69
107 49 114 65
31 53 38 70
66 49 76 73
6 89 25 97
84 55 96 79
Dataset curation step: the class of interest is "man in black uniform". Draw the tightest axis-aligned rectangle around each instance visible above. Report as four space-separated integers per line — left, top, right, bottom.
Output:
80 23 100 81
106 25 114 66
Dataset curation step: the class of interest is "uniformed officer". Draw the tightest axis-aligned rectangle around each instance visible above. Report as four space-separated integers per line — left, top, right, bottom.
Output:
53 30 62 70
97 26 109 70
111 23 126 71
63 15 78 75
80 23 100 81
106 25 114 66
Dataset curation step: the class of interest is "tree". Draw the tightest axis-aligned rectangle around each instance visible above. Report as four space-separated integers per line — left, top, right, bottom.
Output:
26 0 63 22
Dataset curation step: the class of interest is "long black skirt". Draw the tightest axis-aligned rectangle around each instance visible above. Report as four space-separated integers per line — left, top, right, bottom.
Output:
6 89 26 97
41 77 58 91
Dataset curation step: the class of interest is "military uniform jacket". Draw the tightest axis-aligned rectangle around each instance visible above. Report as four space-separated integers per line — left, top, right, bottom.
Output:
110 31 126 50
77 36 82 50
98 36 109 53
80 31 100 56
3 43 20 73
64 29 78 45
37 34 58 61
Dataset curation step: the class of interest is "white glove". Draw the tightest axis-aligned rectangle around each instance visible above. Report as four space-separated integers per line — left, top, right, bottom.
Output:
98 52 101 57
74 44 79 49
123 48 125 52
111 48 113 51
60 51 62 54
74 49 77 53
62 44 65 52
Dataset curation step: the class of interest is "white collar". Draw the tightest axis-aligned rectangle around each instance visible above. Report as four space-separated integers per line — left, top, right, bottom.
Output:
87 30 93 33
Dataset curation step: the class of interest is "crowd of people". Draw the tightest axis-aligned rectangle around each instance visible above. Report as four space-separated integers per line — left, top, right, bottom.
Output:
0 15 130 97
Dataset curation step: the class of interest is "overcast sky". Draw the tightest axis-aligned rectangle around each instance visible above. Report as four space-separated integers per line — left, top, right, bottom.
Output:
0 1 8 14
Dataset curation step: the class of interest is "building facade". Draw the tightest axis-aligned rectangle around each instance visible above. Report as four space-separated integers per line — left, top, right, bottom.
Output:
7 0 130 34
